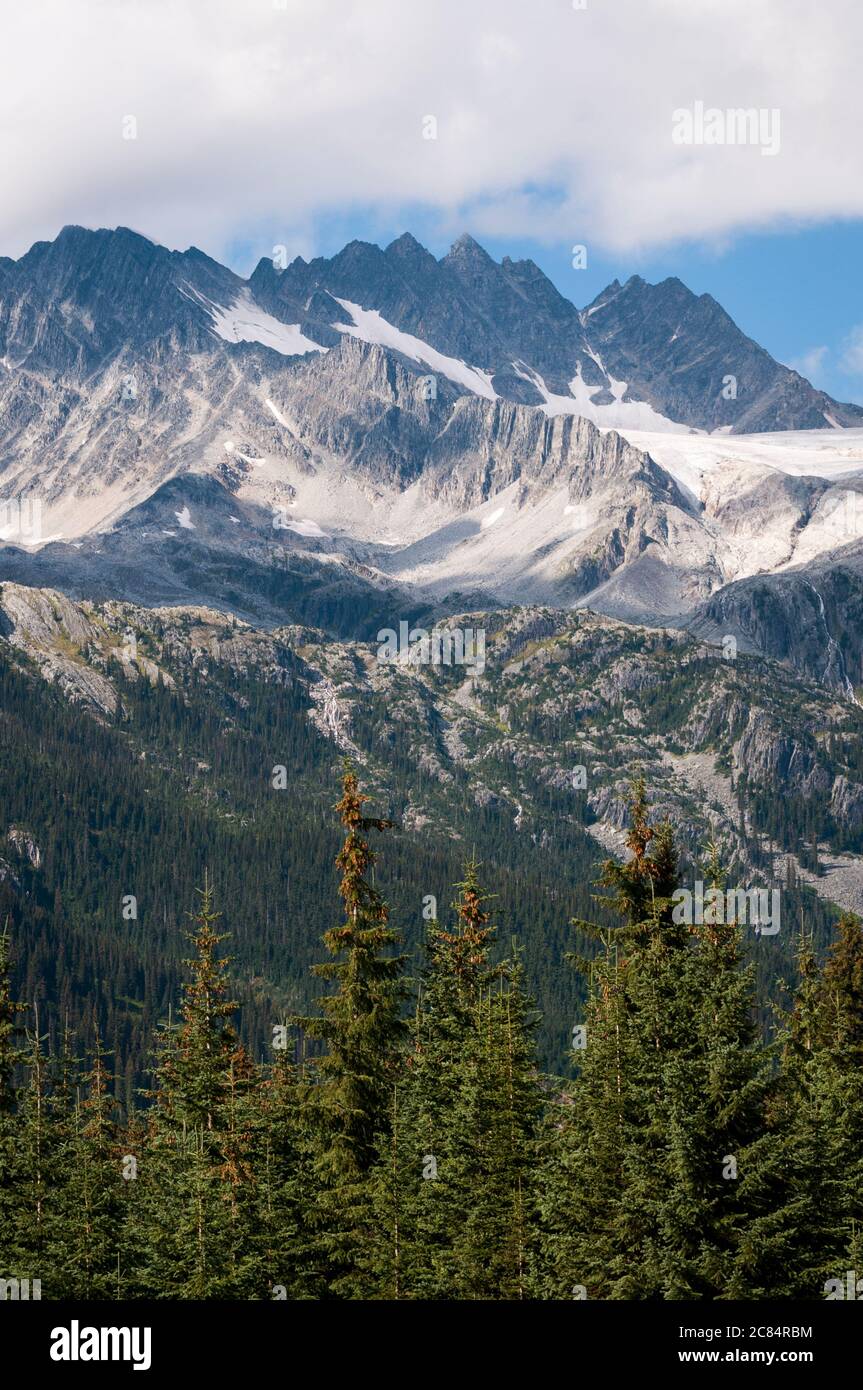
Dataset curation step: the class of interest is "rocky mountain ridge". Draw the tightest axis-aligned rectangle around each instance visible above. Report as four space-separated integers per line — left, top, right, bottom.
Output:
3 225 863 687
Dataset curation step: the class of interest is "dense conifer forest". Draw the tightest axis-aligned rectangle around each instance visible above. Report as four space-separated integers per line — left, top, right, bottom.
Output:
1 769 861 1301
0 630 845 1100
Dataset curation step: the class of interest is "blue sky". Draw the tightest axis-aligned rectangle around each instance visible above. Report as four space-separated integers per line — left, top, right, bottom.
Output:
6 0 863 408
224 212 863 407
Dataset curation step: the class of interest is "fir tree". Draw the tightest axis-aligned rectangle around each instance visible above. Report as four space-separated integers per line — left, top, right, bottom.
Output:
131 880 259 1298
822 914 863 1283
297 766 408 1295
449 945 541 1298
0 924 25 1112
0 926 27 1278
12 1008 61 1293
163 875 239 1132
535 925 641 1299
654 843 776 1298
538 797 774 1300
54 1032 127 1298
732 929 844 1297
537 780 683 1298
369 862 541 1299
373 861 497 1298
253 1042 320 1299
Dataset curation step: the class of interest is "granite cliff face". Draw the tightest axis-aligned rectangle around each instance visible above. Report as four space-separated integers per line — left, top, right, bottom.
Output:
687 543 863 696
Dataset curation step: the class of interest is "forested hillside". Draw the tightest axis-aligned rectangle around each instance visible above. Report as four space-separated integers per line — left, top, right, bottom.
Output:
1 587 856 1093
1 771 861 1301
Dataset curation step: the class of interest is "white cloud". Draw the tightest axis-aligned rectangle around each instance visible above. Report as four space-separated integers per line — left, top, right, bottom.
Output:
839 326 863 377
788 346 830 386
1 0 862 262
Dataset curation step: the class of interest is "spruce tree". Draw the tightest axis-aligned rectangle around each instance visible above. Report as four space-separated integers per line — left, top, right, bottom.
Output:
822 913 863 1283
253 1042 320 1299
739 930 844 1297
372 861 497 1299
131 880 259 1298
297 766 408 1295
13 1009 62 1293
54 1033 127 1298
162 875 239 1132
449 944 541 1298
368 861 541 1299
537 792 775 1300
742 915 863 1298
537 781 683 1298
0 926 26 1280
655 844 776 1298
534 926 640 1299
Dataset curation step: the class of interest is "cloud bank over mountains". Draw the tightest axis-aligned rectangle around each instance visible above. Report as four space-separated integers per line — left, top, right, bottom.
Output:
2 0 862 264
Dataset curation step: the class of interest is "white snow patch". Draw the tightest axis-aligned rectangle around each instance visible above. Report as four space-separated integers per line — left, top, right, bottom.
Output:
265 397 290 427
180 285 327 358
618 426 863 489
564 502 597 532
175 506 195 530
285 518 327 538
481 506 506 530
513 360 692 434
332 298 497 400
3 532 65 546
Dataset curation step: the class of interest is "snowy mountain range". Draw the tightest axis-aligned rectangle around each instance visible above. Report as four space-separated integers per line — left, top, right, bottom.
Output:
3 223 863 689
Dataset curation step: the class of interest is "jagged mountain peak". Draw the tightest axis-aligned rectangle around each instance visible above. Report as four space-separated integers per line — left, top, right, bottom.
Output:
330 238 389 272
26 222 165 262
4 218 863 658
8 217 842 436
385 230 428 256
443 231 492 261
384 231 439 273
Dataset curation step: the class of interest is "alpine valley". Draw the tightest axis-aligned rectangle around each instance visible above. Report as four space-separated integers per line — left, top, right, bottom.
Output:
3 224 863 1080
